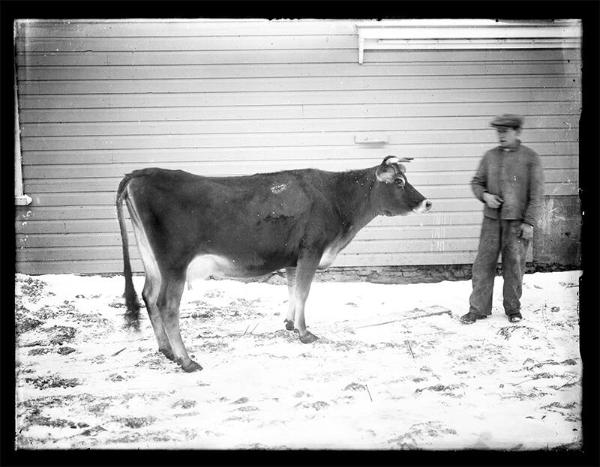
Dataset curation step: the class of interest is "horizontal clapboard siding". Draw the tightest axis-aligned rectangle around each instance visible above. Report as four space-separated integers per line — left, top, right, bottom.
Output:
20 89 580 108
13 19 580 37
20 130 579 151
18 102 583 122
20 144 579 163
17 76 581 94
17 62 582 81
17 45 581 65
20 116 579 137
15 19 580 274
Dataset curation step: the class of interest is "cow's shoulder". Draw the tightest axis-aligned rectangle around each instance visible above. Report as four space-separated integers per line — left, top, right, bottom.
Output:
284 168 338 193
239 168 341 219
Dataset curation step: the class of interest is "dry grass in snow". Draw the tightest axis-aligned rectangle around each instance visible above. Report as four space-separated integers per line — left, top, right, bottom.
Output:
15 270 581 450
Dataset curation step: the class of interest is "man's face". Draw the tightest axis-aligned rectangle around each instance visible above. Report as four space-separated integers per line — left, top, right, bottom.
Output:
496 127 520 148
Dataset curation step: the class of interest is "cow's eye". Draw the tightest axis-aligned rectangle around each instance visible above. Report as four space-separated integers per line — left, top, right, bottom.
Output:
395 178 405 188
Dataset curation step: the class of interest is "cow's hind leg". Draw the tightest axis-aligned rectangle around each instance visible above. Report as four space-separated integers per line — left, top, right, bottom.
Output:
130 209 175 361
284 267 296 331
158 273 202 372
142 275 175 361
293 252 320 344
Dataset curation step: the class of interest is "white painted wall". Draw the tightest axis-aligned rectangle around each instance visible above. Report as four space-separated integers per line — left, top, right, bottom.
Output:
15 19 581 274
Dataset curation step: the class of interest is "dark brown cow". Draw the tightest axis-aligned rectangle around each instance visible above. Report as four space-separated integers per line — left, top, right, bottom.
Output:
116 156 431 372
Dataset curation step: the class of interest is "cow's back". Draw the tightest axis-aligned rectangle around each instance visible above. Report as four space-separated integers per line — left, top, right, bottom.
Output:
125 167 342 275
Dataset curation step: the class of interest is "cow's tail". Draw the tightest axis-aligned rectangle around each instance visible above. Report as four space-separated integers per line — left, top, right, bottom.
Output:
116 174 141 324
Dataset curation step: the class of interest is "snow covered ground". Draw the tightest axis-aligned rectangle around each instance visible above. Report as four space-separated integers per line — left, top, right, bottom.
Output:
15 270 581 450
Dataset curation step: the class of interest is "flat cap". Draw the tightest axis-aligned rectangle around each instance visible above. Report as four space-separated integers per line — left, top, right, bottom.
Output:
490 114 523 129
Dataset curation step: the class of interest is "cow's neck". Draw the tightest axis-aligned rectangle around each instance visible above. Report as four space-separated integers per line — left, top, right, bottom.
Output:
333 168 378 236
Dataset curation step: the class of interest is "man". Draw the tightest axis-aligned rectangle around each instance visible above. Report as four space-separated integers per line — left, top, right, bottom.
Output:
461 114 544 324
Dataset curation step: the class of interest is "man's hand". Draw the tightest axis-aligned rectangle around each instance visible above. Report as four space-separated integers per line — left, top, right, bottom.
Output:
482 192 503 209
519 223 534 240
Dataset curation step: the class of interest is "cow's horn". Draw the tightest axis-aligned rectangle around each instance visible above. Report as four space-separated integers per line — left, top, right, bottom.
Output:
385 155 413 164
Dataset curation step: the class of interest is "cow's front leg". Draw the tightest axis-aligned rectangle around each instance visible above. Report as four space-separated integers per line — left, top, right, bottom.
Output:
284 267 296 331
293 252 320 343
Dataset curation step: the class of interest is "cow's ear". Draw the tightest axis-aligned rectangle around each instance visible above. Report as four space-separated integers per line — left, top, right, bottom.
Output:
376 161 398 184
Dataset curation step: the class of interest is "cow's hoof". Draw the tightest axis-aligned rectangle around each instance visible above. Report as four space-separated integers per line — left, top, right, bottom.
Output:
299 331 318 344
159 347 176 361
181 360 203 373
284 319 294 331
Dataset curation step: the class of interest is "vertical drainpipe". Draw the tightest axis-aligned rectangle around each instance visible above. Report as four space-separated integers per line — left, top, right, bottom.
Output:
14 22 32 207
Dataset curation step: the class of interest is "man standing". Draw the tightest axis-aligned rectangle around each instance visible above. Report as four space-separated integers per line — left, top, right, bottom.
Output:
461 114 544 324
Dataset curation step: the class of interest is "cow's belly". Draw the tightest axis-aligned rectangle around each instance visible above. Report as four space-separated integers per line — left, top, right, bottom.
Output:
186 253 291 282
187 235 349 280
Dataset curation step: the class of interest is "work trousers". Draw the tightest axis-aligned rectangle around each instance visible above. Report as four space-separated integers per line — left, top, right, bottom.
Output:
469 217 530 317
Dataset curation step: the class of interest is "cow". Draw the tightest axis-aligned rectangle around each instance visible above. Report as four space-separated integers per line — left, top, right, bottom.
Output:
116 156 431 372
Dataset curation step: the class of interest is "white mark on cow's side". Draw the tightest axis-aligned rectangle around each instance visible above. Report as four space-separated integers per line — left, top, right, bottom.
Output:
271 183 287 194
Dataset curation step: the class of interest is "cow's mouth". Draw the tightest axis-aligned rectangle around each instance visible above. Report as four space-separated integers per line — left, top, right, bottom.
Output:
412 200 432 213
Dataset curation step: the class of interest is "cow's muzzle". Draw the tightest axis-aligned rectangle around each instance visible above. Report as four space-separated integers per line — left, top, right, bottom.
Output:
413 199 432 214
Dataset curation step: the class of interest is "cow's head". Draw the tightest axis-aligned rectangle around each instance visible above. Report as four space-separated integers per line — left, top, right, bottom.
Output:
374 156 432 216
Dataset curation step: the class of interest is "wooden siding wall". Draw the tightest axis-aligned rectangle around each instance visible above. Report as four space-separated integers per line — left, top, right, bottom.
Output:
15 19 581 274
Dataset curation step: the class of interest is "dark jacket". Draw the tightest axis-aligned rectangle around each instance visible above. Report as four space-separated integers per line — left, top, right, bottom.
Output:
471 140 544 227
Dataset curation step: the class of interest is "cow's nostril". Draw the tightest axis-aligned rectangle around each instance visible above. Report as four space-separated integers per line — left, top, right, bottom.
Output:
425 200 432 209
